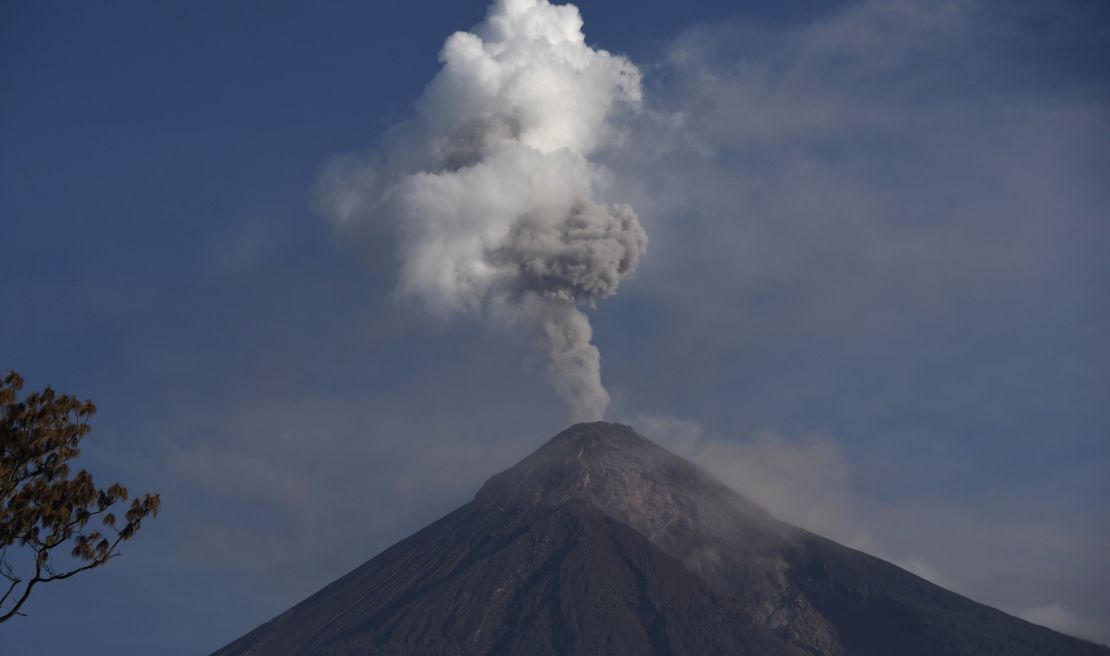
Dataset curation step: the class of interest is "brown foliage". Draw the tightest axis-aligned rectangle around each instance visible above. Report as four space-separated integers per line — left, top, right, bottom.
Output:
0 371 160 623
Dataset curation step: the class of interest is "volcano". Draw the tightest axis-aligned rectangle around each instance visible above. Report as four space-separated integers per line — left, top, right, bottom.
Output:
212 422 1108 655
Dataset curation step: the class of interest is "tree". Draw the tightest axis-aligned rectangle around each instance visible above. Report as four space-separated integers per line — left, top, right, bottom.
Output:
0 371 159 623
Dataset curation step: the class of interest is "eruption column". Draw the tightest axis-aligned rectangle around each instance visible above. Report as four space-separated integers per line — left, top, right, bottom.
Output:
319 0 646 420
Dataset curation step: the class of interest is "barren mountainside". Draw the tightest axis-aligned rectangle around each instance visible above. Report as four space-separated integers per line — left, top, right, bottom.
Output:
213 422 1109 656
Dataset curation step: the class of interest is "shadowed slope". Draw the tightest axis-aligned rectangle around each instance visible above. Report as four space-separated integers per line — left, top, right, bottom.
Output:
213 500 802 656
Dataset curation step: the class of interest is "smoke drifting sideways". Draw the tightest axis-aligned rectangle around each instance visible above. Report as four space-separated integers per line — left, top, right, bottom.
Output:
318 0 647 421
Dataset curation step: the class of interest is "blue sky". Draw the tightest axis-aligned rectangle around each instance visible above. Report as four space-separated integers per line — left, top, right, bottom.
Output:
2 0 1108 652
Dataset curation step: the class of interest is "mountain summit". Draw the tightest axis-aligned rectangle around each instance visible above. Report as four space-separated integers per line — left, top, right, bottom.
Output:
213 422 1108 656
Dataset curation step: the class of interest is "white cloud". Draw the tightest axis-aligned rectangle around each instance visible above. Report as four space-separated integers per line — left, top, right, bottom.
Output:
1019 603 1082 635
632 414 874 550
318 0 646 421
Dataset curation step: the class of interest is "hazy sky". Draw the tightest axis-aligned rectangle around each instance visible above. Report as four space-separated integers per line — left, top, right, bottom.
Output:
2 0 1108 652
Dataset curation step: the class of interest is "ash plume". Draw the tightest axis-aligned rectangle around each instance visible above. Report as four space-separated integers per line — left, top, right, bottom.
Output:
319 0 646 420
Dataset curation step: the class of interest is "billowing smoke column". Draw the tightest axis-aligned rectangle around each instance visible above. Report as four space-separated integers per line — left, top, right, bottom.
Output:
320 0 646 421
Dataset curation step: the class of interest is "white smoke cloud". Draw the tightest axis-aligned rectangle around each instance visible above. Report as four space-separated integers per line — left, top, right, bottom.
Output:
318 0 645 420
1019 604 1084 637
633 414 876 550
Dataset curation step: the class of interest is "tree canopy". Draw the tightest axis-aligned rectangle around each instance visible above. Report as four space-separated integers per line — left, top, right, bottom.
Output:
0 371 160 623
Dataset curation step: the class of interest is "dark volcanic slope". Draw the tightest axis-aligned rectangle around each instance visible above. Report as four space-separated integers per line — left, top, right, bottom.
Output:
214 422 1108 656
214 500 803 656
